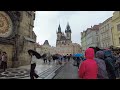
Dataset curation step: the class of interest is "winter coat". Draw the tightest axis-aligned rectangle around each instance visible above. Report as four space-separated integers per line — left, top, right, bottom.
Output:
95 51 108 79
0 54 2 61
1 54 7 62
78 48 98 79
104 50 116 79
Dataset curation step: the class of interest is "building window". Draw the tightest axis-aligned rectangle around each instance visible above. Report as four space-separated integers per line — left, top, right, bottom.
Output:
104 26 106 31
103 43 104 48
96 31 98 34
117 24 120 31
103 27 105 33
106 43 108 47
119 37 120 44
108 24 109 29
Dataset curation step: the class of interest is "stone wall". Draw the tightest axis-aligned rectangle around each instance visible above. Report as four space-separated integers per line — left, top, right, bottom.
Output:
0 44 14 68
0 11 36 68
16 11 36 67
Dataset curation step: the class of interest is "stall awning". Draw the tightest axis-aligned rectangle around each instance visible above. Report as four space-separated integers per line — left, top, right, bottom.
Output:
24 36 36 43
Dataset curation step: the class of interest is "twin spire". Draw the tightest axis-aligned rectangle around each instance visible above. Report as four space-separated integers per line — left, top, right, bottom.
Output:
58 22 71 33
58 24 61 33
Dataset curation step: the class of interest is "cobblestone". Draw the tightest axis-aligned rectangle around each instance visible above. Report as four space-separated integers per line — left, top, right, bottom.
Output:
53 60 79 79
0 59 58 79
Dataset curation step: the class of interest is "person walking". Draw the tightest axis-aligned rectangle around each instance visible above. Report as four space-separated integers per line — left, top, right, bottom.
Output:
29 52 39 79
115 53 120 78
78 48 98 79
63 55 67 63
104 50 116 79
67 54 70 62
76 57 81 69
95 51 108 79
43 54 47 64
1 52 8 71
47 53 52 65
0 51 2 68
58 55 62 65
52 55 56 63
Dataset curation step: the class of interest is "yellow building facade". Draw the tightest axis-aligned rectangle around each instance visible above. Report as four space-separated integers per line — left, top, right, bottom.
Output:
99 17 113 49
112 11 120 47
81 31 87 53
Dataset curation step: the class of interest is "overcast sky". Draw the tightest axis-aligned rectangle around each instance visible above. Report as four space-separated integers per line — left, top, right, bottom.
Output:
33 11 114 47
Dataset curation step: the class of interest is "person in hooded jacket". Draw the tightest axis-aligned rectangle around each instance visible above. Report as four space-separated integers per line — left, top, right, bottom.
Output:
95 51 108 79
29 52 39 79
0 51 2 68
104 50 116 79
115 53 120 78
76 57 81 69
78 48 98 79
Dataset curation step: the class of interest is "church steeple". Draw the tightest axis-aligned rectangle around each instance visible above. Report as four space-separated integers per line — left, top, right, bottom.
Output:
58 24 61 33
43 40 50 46
65 22 71 33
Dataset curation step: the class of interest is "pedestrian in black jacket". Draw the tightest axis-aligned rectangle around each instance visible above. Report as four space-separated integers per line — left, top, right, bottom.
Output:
104 50 116 79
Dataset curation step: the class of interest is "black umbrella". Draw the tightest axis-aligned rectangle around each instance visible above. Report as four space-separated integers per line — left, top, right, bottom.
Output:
28 49 41 59
40 54 46 59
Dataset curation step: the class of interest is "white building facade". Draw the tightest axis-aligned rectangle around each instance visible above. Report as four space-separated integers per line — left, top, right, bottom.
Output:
99 17 113 49
81 31 87 53
85 25 99 49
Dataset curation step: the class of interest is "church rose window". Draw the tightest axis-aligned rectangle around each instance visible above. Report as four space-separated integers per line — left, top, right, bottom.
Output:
0 11 13 37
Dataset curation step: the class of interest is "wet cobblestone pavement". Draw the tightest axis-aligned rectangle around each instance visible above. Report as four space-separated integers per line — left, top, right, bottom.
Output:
53 60 79 79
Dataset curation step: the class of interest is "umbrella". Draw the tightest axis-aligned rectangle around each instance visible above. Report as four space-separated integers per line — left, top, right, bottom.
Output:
28 49 41 59
74 54 80 57
41 53 47 58
73 53 84 57
52 54 59 60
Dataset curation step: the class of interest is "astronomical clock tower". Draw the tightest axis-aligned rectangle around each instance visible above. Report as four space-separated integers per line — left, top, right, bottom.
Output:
0 11 36 68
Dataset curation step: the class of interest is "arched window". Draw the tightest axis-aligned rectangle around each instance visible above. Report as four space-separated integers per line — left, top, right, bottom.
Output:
119 37 120 44
117 24 120 31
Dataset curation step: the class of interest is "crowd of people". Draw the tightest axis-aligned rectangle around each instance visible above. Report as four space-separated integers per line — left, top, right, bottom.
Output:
1 48 120 79
36 47 120 79
41 53 71 65
77 47 120 79
28 50 72 79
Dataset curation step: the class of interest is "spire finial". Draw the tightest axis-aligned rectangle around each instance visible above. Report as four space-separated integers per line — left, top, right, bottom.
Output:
65 22 71 33
58 22 61 33
67 22 69 25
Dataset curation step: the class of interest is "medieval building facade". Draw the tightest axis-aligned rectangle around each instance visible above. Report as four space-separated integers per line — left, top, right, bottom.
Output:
56 23 81 55
0 11 36 68
56 23 72 47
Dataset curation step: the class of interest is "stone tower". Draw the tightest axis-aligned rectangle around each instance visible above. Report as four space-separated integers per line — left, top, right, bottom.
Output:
56 24 62 46
0 11 36 68
65 22 72 44
43 40 50 46
56 23 72 47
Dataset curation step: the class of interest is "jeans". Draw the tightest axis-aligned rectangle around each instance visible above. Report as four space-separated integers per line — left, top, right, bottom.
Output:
1 61 7 71
30 63 39 79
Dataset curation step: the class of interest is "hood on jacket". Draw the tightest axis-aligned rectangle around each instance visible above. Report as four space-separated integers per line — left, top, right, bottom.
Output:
96 51 104 59
104 50 112 57
85 48 94 59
